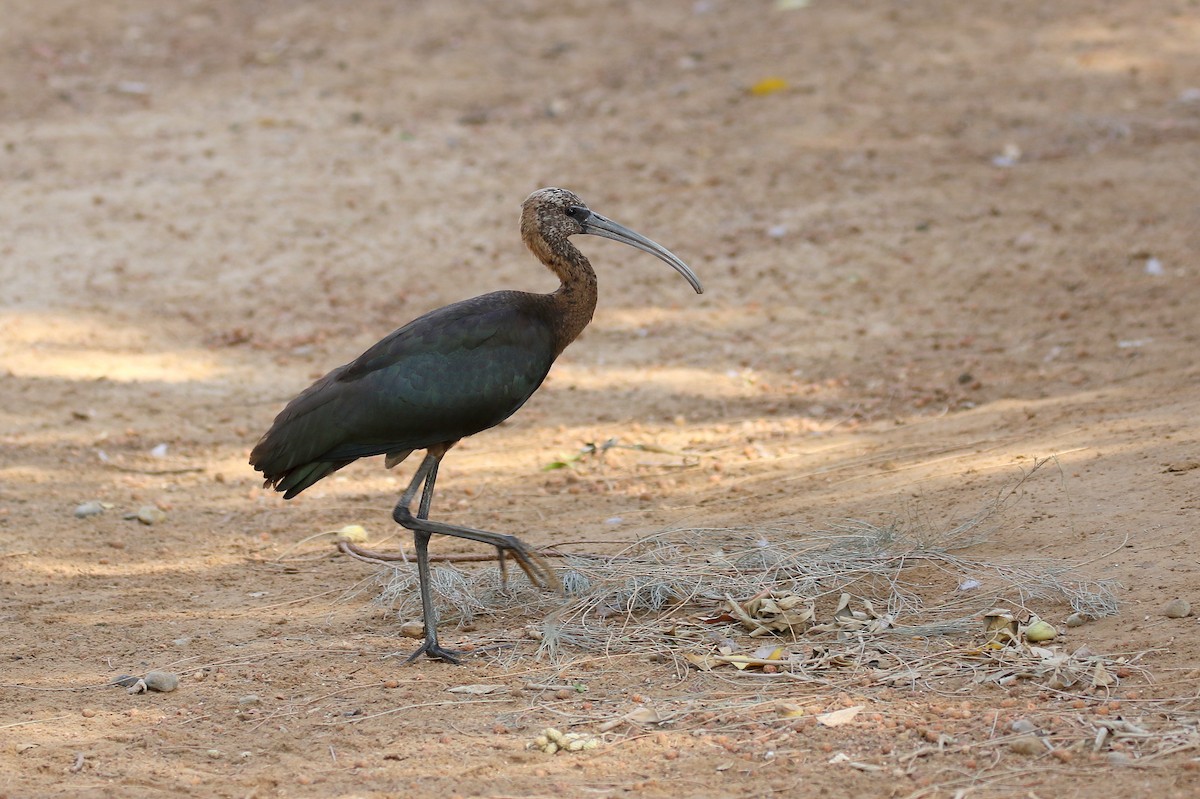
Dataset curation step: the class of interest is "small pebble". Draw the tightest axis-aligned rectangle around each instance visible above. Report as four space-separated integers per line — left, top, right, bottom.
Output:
137 506 167 525
1008 735 1044 755
1025 619 1057 642
400 621 424 639
1161 598 1192 618
143 671 180 692
1010 719 1038 735
74 501 105 519
1064 612 1088 628
238 694 261 705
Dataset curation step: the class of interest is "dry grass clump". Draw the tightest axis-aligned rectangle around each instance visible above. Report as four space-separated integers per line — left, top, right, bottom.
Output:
373 468 1118 668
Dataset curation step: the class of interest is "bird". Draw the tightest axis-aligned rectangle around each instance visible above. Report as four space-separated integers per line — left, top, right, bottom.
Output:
249 187 703 663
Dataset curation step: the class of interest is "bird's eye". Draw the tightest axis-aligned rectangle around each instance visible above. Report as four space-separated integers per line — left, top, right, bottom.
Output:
566 206 587 220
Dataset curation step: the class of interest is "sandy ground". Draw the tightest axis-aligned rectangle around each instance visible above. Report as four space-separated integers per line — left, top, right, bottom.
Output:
3 1 1200 796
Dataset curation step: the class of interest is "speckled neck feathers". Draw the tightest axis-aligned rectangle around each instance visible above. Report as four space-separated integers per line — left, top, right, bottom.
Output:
521 198 598 357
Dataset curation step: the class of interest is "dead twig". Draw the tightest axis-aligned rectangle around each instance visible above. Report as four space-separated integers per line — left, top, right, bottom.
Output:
338 539 570 566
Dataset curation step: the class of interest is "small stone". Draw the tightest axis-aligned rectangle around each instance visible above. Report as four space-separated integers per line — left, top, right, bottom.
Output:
74 501 105 518
207 749 223 759
1064 612 1088 628
135 506 167 525
143 671 180 692
1161 598 1192 618
1025 619 1058 642
238 694 261 705
1010 719 1038 735
1008 735 1044 755
400 621 424 639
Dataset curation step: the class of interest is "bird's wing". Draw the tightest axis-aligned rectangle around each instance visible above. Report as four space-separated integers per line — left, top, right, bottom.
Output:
250 293 557 475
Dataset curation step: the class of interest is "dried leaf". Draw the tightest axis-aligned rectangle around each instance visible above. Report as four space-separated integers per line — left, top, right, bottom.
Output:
776 702 806 719
684 651 719 671
726 592 814 637
622 706 664 725
983 609 1019 649
817 705 864 727
1091 661 1115 689
699 610 737 624
446 684 504 695
750 77 789 96
833 593 854 621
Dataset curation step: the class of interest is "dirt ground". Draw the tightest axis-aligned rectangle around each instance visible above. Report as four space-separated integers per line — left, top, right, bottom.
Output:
3 0 1200 796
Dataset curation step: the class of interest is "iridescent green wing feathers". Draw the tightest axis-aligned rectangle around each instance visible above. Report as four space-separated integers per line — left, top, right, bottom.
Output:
249 292 557 496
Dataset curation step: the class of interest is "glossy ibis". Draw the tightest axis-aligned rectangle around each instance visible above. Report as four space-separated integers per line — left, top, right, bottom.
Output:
250 187 703 663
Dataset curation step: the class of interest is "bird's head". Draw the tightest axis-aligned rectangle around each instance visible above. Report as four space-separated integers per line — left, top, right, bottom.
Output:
521 187 703 294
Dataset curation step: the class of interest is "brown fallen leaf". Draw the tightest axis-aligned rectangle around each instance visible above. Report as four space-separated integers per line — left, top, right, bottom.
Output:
725 592 814 637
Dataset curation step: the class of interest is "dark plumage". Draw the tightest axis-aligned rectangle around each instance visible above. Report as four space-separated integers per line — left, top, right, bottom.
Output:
250 187 702 663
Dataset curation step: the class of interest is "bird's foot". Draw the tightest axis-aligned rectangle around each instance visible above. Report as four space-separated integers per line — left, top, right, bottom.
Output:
392 507 560 593
404 638 464 665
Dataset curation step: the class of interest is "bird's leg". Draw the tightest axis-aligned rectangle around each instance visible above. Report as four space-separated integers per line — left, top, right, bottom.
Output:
392 452 462 664
393 457 560 595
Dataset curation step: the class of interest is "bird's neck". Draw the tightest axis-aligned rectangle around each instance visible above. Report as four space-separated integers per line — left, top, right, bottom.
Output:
545 243 598 356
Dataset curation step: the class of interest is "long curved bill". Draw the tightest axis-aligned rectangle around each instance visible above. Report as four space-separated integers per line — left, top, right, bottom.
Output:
580 210 704 294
